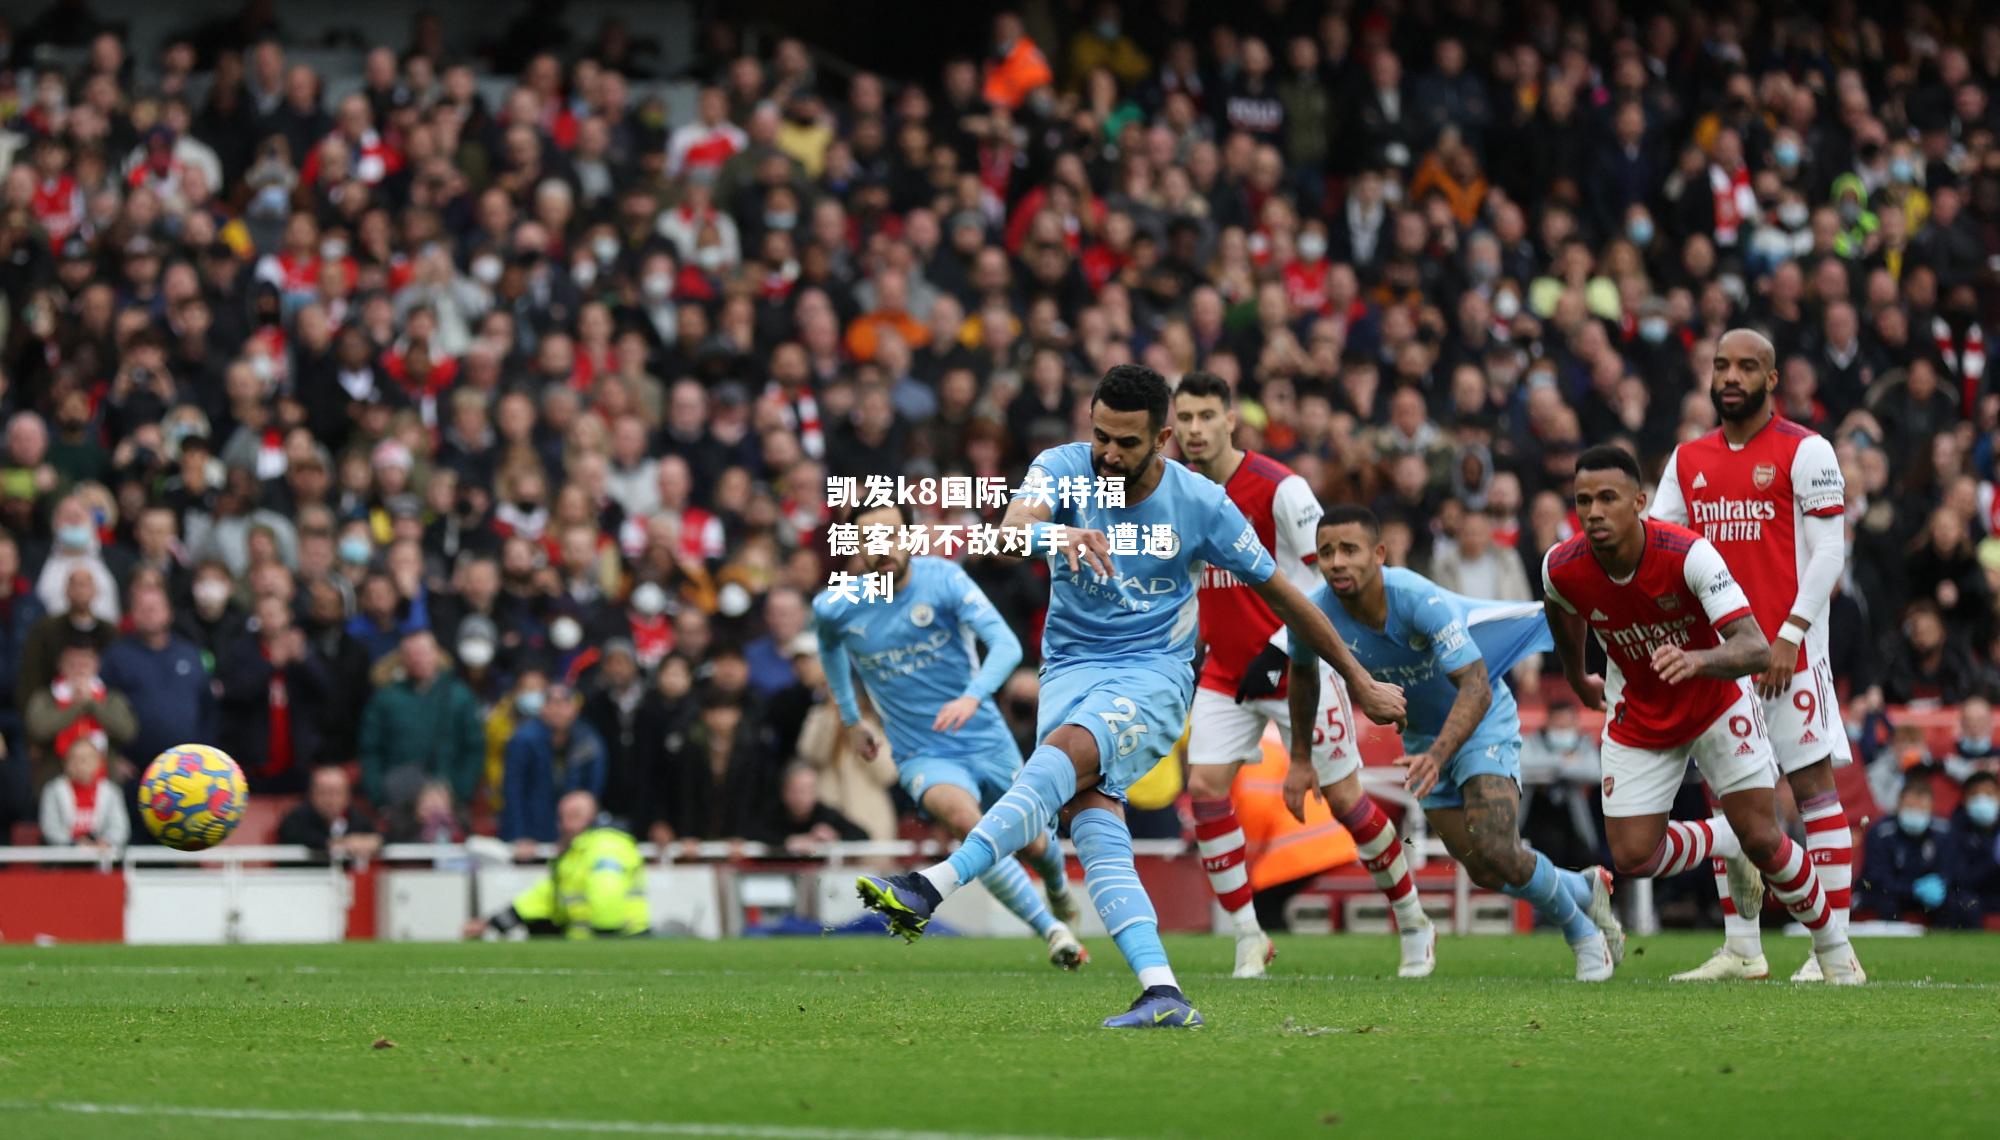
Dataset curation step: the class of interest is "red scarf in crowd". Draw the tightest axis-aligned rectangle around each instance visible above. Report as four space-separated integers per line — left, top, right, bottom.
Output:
69 773 101 841
628 613 672 670
262 640 294 781
1934 316 1988 418
51 678 108 759
1709 163 1755 247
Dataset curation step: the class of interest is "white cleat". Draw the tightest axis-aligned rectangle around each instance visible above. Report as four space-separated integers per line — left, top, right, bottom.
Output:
1790 954 1824 982
1670 947 1771 982
1583 866 1625 965
1812 943 1866 985
1722 851 1766 927
1046 924 1089 971
1397 919 1437 978
1232 930 1276 979
1572 932 1615 982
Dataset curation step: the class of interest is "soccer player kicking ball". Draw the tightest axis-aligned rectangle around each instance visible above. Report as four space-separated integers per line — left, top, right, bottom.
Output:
1174 374 1436 979
1543 446 1865 984
1650 328 1857 983
856 365 1406 1029
1292 507 1618 981
814 503 1086 970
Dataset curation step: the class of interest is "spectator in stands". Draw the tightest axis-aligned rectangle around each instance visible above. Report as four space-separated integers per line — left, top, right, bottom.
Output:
17 565 114 711
99 584 216 782
1945 772 2000 929
1946 697 2000 782
38 738 128 850
1879 601 1981 709
502 682 608 846
743 587 806 698
216 593 330 793
25 639 137 792
387 780 470 845
765 761 867 853
1861 777 1952 922
358 628 484 810
34 494 119 624
582 639 660 823
278 765 383 863
0 533 46 826
657 686 777 842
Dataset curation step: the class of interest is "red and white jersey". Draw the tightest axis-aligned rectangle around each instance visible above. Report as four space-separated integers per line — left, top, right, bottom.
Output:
1649 416 1843 671
1195 451 1324 697
31 175 83 241
666 121 747 179
1543 521 1755 750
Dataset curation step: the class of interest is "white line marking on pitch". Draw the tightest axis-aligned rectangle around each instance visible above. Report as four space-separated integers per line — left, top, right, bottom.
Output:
0 1101 1121 1140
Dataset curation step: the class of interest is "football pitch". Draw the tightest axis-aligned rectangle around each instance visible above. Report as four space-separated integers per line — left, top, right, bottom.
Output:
1 933 1992 1139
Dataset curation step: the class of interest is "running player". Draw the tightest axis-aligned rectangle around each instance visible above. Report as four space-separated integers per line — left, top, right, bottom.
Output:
1649 327 1855 982
1294 506 1617 980
813 502 1086 969
1174 373 1435 979
855 364 1407 1028
1543 445 1864 984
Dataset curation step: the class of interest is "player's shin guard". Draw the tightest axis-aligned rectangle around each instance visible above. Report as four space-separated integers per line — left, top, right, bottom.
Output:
1192 797 1259 933
1502 851 1599 943
1713 853 1764 958
1635 817 1742 877
1800 792 1852 927
1336 796 1427 932
932 745 1078 897
1755 835 1843 951
1073 807 1176 991
978 853 1059 938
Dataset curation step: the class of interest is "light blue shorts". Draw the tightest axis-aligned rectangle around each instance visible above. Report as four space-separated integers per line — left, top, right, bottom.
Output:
898 746 1022 812
1419 736 1524 812
1036 661 1192 801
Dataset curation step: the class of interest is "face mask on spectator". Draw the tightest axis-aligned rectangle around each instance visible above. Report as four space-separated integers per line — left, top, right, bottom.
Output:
472 254 503 284
551 616 582 650
1639 317 1670 344
1897 807 1932 836
516 689 545 718
1626 217 1654 246
1969 797 1999 828
321 238 348 260
1494 289 1520 320
643 273 673 302
1773 140 1801 169
1890 158 1916 183
591 235 620 264
717 581 753 618
764 211 797 231
458 638 495 669
56 522 93 549
1838 200 1861 225
194 579 231 610
1298 233 1327 261
696 247 728 271
1778 201 1808 228
631 582 667 616
339 536 373 564
1546 727 1579 751
572 261 597 287
1958 736 1995 758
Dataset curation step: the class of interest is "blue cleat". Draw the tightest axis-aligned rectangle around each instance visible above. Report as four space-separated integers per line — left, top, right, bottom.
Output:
1101 986 1204 1029
855 872 941 943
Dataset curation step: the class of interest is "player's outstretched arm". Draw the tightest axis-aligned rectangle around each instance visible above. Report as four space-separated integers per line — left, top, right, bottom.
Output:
1653 616 1770 685
1282 659 1321 821
1253 571 1406 726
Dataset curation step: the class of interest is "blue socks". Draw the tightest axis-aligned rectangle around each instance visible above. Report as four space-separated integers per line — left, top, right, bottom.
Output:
1503 851 1599 944
978 857 1059 938
1073 807 1174 988
1558 866 1594 912
1021 821 1070 896
944 744 1077 888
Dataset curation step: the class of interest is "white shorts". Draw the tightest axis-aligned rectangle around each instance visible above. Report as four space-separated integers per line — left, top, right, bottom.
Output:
1762 655 1854 774
1598 684 1779 818
1188 668 1360 786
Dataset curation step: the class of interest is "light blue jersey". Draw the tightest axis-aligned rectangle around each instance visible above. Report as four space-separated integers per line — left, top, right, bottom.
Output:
814 558 1023 791
1023 443 1278 796
1292 567 1552 809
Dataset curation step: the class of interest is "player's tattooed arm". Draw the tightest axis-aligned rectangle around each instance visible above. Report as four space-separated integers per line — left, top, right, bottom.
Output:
1653 615 1771 684
1430 661 1492 763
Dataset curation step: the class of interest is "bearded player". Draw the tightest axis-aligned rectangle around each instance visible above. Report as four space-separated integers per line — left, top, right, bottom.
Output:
1649 327 1855 983
1544 446 1864 984
1174 372 1435 979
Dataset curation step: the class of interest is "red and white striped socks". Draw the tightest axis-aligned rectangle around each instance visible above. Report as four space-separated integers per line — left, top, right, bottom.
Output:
1192 798 1259 933
1752 834 1843 950
1800 793 1852 929
1339 796 1428 932
1637 817 1741 877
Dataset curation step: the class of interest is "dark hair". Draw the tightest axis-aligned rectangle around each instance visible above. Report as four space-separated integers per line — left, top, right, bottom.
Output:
1964 772 1998 796
1574 444 1642 483
1174 371 1232 408
1900 775 1935 801
1318 503 1382 538
1093 364 1171 431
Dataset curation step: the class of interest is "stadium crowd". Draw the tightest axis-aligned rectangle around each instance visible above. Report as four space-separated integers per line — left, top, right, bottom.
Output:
0 0 1997 926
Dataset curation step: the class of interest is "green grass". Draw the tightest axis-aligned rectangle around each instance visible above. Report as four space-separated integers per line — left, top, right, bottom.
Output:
0 933 1994 1139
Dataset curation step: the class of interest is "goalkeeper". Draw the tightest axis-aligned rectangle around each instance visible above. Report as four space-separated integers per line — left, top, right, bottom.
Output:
463 791 650 939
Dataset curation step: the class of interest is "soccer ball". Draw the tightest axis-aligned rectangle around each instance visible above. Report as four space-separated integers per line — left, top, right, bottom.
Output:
138 744 249 851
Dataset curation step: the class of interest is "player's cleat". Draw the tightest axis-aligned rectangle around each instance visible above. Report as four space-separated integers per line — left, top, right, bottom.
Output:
1669 947 1771 981
1397 919 1437 978
1101 986 1204 1029
1583 865 1625 966
1572 932 1615 982
1790 954 1823 982
1046 924 1089 970
1232 930 1276 979
855 873 941 943
1812 943 1866 985
1720 850 1766 927
1045 883 1080 927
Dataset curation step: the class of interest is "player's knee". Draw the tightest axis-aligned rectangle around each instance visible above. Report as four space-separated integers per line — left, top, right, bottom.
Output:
1187 765 1236 801
1459 856 1508 891
1321 774 1365 817
1610 837 1658 878
1735 819 1785 866
1468 836 1527 887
